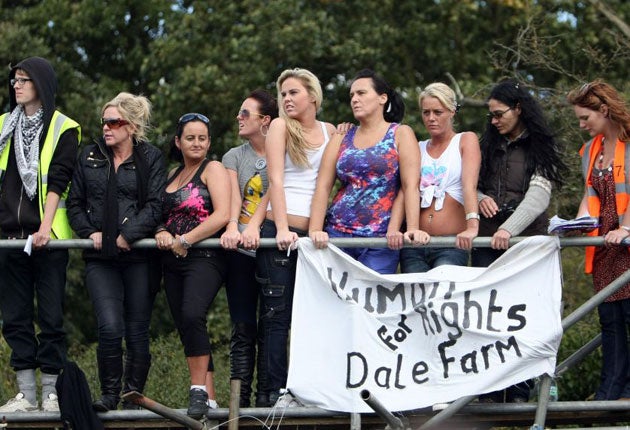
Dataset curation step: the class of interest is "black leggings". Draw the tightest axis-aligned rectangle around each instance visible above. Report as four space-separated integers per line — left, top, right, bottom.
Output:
163 250 225 357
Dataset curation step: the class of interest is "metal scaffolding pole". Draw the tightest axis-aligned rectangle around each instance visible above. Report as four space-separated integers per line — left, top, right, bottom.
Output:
0 235 611 250
562 268 630 331
419 395 476 429
361 390 408 430
556 333 602 377
0 235 619 429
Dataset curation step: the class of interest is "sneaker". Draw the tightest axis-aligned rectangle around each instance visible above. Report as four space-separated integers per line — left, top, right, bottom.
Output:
41 393 60 412
0 393 38 413
273 391 302 408
207 399 218 409
187 388 209 419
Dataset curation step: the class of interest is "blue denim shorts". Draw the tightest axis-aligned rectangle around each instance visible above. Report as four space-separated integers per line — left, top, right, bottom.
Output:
326 227 400 274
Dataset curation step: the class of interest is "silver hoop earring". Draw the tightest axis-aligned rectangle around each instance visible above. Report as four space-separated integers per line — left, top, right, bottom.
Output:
260 124 268 137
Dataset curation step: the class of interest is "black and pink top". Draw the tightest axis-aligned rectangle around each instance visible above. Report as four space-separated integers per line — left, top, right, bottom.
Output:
161 159 214 237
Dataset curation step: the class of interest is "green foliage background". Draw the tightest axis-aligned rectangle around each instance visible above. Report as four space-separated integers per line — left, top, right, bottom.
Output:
0 0 629 408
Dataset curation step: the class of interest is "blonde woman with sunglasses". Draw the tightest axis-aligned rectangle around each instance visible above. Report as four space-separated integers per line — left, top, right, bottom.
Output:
67 92 166 412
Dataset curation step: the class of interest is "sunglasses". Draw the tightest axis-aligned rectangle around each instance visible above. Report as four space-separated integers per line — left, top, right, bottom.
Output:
578 82 605 104
101 118 130 129
487 107 512 120
237 109 266 120
179 113 210 125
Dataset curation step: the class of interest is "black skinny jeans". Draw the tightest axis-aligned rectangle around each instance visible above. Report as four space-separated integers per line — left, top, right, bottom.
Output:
86 259 153 360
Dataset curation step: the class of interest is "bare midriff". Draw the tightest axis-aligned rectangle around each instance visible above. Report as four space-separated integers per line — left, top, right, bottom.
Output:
266 211 310 232
419 194 466 235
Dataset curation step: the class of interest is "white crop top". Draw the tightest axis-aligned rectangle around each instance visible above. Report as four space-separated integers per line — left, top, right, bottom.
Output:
269 121 329 217
420 132 464 210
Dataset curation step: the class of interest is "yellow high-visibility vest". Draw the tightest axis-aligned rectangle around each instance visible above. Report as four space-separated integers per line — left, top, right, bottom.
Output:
0 110 81 239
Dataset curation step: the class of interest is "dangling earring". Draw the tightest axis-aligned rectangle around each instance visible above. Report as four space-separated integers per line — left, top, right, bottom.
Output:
386 102 392 113
260 124 268 137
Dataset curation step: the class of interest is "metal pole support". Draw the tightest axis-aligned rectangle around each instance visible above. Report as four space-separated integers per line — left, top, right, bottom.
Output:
121 391 206 430
361 389 407 430
228 379 241 430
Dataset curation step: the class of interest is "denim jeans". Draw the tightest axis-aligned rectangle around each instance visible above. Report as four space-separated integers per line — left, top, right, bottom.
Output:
400 246 469 273
0 248 68 374
471 247 505 268
326 227 399 274
86 259 154 361
226 251 260 326
256 220 304 394
596 299 630 400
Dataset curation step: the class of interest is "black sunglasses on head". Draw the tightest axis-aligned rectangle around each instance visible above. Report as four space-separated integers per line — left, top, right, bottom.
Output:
178 113 210 126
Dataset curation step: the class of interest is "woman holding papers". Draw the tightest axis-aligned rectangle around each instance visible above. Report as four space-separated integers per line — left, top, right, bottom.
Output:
473 79 565 403
568 80 630 400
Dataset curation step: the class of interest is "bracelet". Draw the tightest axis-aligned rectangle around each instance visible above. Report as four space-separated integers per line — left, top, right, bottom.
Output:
465 212 480 221
228 218 238 224
621 225 630 232
179 234 192 249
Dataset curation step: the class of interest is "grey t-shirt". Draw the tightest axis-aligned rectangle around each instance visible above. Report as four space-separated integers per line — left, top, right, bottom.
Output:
222 142 268 233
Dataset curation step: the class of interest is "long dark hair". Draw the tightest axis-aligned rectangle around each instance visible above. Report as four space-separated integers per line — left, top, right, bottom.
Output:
480 79 565 187
352 69 405 123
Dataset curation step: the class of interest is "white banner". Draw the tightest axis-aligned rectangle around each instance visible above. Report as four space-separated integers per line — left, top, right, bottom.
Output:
287 236 563 412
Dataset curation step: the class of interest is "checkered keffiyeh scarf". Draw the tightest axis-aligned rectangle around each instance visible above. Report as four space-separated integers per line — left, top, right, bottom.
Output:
0 105 43 200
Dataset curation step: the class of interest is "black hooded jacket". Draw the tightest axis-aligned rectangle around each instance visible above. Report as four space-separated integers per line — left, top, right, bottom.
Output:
0 57 79 237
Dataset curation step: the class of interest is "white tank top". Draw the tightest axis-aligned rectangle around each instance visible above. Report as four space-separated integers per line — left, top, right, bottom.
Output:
270 121 329 217
420 132 464 210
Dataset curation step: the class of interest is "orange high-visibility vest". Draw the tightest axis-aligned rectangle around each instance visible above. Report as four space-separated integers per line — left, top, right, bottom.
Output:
580 134 630 273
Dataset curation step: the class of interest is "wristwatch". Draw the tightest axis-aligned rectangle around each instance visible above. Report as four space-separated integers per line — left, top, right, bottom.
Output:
179 234 192 249
465 212 480 221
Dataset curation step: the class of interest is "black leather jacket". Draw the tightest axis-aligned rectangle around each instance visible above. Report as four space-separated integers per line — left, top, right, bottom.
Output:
67 139 166 258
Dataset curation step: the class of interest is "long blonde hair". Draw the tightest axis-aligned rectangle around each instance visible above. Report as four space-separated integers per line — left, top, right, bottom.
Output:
276 68 323 168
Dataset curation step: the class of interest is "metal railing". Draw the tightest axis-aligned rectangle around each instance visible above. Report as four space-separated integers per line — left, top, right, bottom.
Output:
0 235 626 430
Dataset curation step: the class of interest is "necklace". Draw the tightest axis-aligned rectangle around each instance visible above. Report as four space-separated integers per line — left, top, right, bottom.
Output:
176 166 197 189
597 138 613 176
